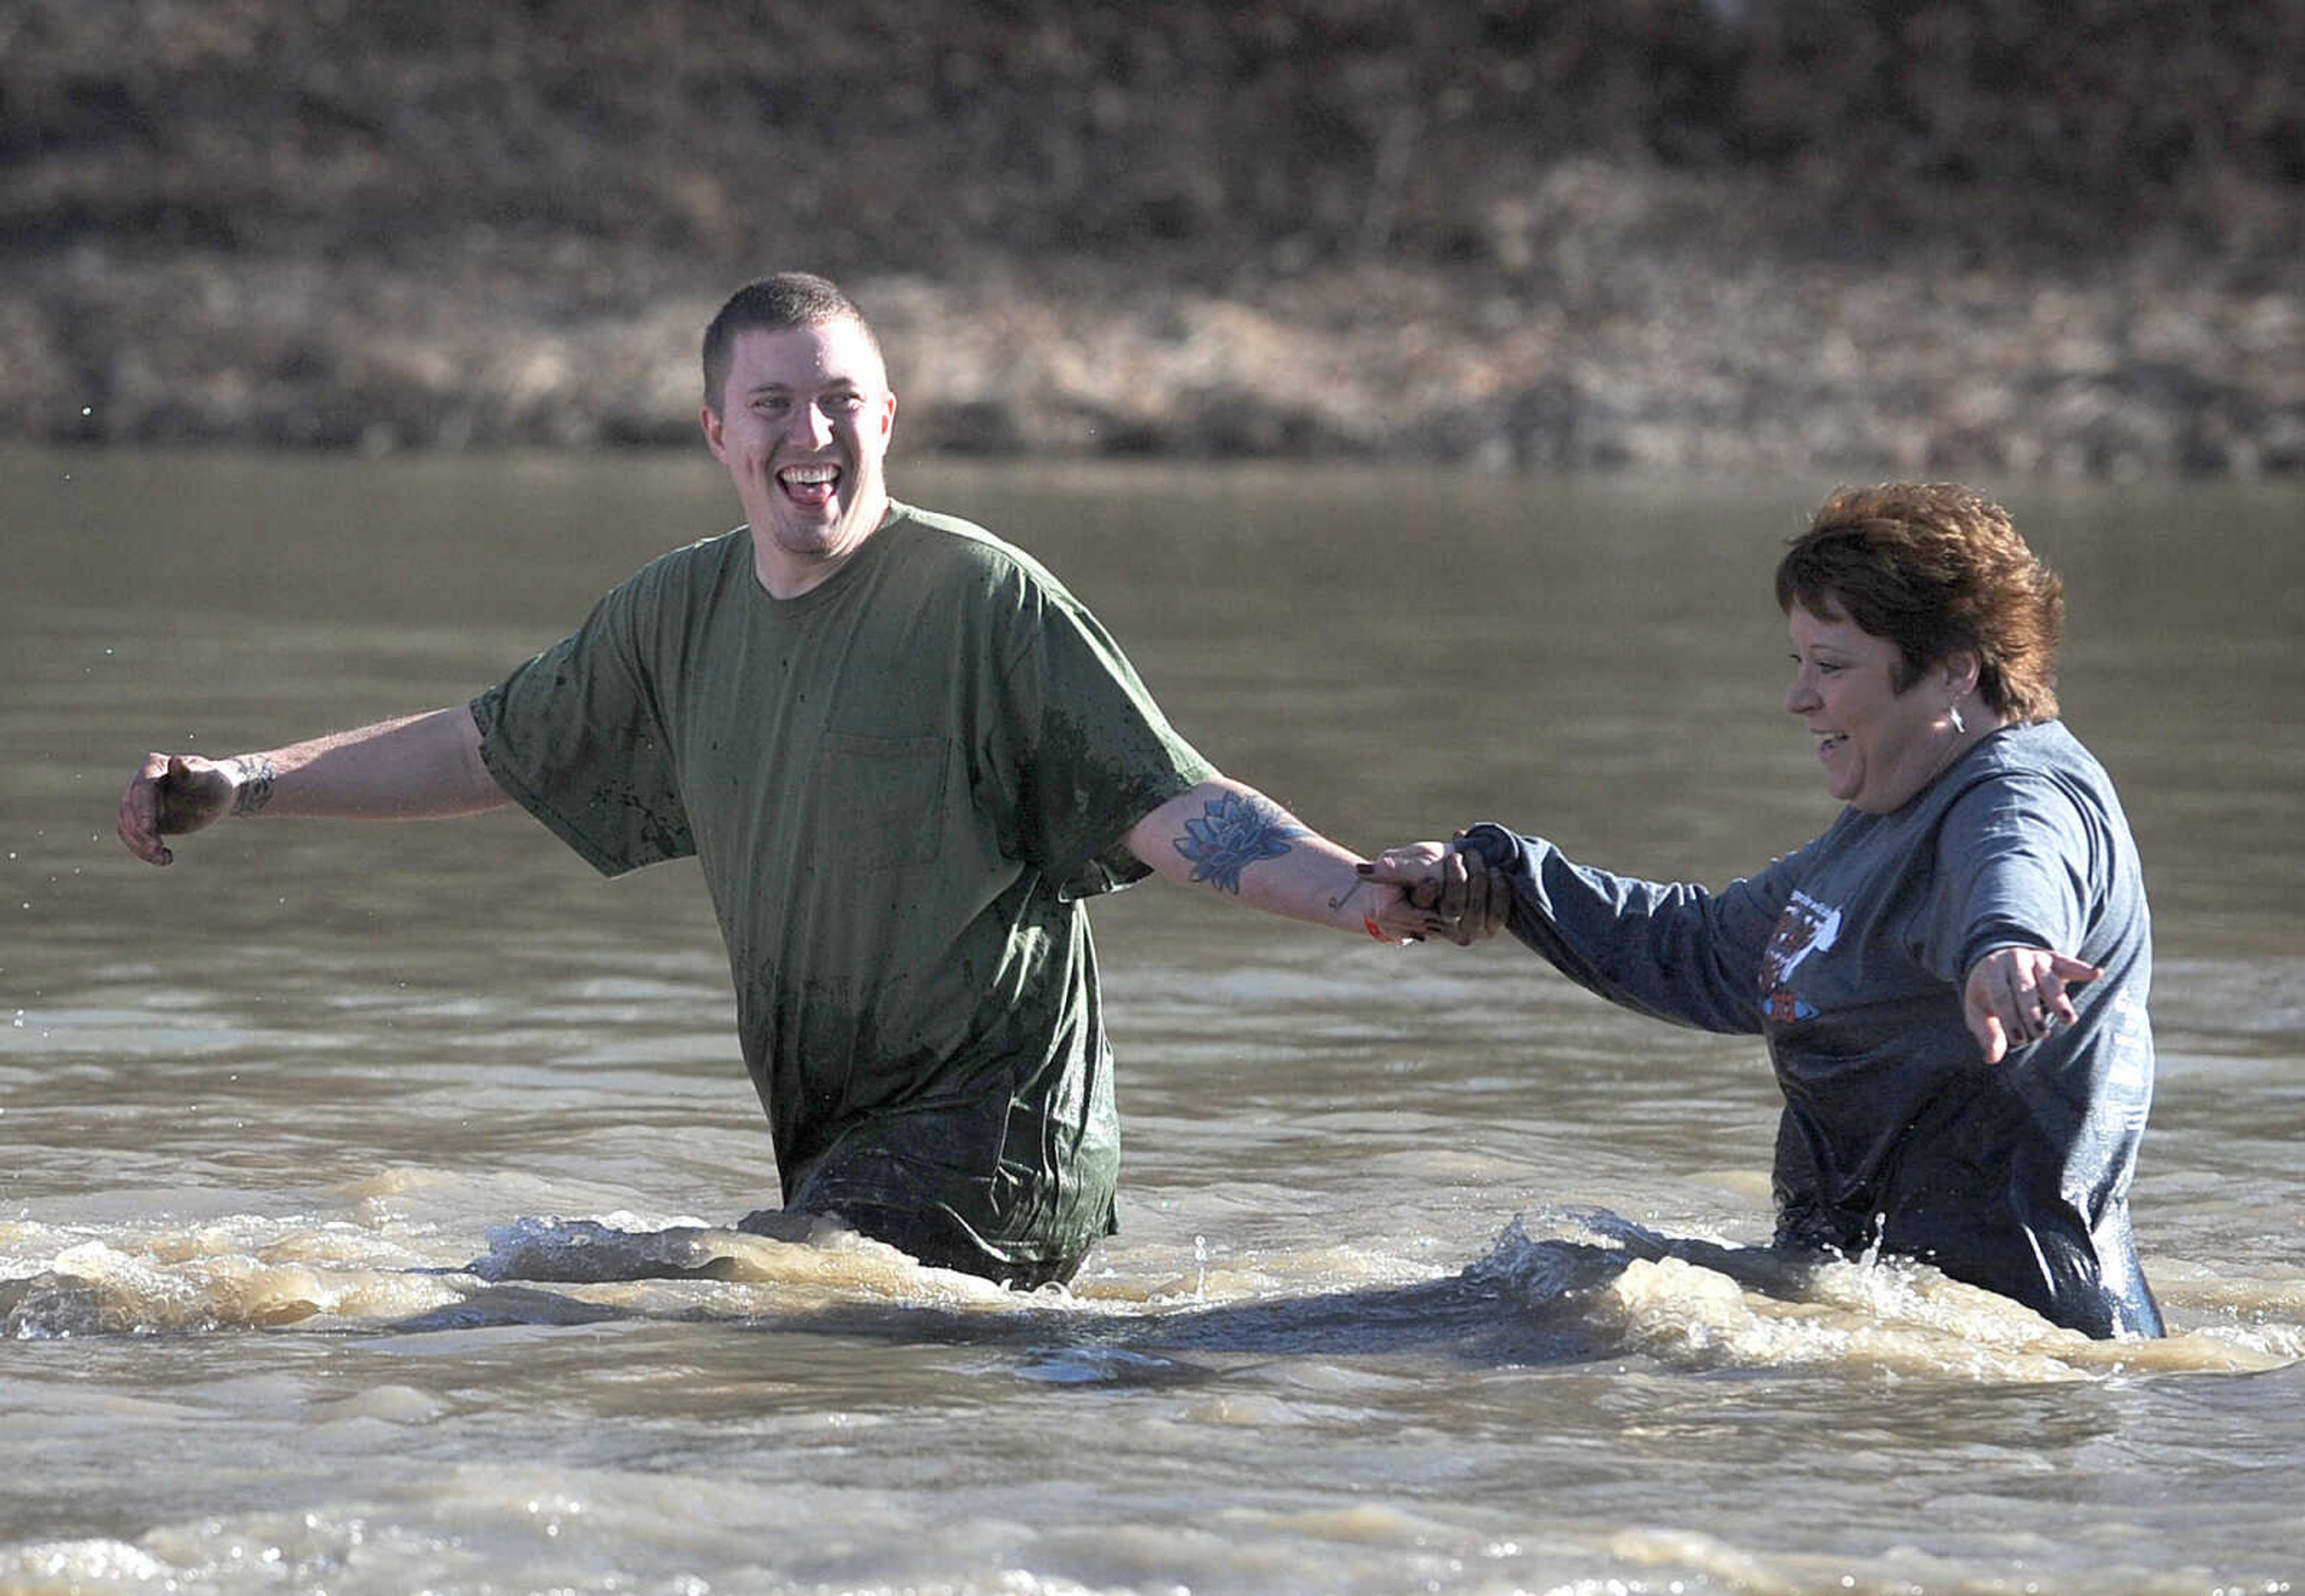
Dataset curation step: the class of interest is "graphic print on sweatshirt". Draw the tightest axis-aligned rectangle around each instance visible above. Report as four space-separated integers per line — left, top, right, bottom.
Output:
1760 888 1842 1024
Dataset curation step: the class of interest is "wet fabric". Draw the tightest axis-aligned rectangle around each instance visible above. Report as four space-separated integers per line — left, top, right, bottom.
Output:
766 1175 1089 1290
1460 720 2162 1339
472 504 1213 1274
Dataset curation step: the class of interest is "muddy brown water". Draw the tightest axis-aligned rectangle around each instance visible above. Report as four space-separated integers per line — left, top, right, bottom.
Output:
4 448 2301 1593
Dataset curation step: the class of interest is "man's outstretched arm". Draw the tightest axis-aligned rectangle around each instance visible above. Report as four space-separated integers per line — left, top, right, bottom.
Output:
118 706 508 866
1123 777 1502 945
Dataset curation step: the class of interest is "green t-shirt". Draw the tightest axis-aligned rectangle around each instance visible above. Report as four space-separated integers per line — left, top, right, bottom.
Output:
471 504 1214 1267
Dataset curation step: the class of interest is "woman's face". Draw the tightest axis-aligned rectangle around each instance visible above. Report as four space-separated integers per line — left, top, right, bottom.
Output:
1784 601 1959 813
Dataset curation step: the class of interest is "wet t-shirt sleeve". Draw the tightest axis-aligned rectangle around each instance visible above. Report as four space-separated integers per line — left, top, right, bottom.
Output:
1923 771 2097 981
988 583 1215 901
469 575 695 878
1457 821 1799 1035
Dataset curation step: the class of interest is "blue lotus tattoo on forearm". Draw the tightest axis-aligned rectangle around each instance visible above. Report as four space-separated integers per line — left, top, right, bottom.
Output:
1172 791 1304 894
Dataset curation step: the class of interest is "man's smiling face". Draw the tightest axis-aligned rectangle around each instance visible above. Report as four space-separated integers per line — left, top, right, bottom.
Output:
700 317 897 597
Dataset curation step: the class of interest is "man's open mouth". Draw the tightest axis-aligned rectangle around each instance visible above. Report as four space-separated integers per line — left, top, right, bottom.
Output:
777 462 840 505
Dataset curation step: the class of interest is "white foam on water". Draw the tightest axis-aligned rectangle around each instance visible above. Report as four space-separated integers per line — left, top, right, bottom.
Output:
0 1197 1384 1339
1474 1208 2298 1381
0 1539 173 1594
0 1475 1168 1596
1595 1522 2223 1596
7 1187 2298 1389
2139 1256 2305 1361
1 1211 469 1337
1591 1254 2107 1381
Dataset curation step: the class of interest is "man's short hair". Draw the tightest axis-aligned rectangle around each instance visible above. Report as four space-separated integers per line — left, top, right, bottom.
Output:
701 273 884 414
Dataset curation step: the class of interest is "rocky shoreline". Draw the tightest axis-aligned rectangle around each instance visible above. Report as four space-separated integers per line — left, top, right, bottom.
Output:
7 4 2298 479
19 212 2297 482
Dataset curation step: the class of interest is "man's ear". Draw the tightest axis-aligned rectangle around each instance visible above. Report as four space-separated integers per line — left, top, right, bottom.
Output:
699 405 727 462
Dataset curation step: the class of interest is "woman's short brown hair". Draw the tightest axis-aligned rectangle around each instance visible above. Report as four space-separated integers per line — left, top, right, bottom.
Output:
1776 483 2064 721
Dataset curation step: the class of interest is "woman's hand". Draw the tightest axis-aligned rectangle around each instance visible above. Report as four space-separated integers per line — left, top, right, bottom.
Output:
1964 946 2102 1063
1359 840 1513 947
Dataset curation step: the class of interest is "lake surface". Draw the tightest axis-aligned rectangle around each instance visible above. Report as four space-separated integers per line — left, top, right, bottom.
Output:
4 447 2302 1595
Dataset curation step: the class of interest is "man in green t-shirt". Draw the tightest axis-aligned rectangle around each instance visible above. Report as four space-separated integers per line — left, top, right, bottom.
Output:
118 273 1492 1287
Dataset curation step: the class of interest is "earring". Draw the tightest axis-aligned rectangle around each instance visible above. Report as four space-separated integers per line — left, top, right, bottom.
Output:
1948 703 1966 735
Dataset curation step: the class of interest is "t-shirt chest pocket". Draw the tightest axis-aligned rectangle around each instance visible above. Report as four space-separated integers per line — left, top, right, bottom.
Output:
819 732 951 870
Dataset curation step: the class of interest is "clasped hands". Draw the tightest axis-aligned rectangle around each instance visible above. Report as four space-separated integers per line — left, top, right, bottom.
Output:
1359 837 1514 947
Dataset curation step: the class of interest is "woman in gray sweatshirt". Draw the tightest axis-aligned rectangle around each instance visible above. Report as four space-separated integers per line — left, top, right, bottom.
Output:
1373 483 2161 1339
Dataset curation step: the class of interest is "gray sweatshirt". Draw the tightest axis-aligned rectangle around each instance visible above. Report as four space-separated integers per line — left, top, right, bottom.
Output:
1461 719 2162 1338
